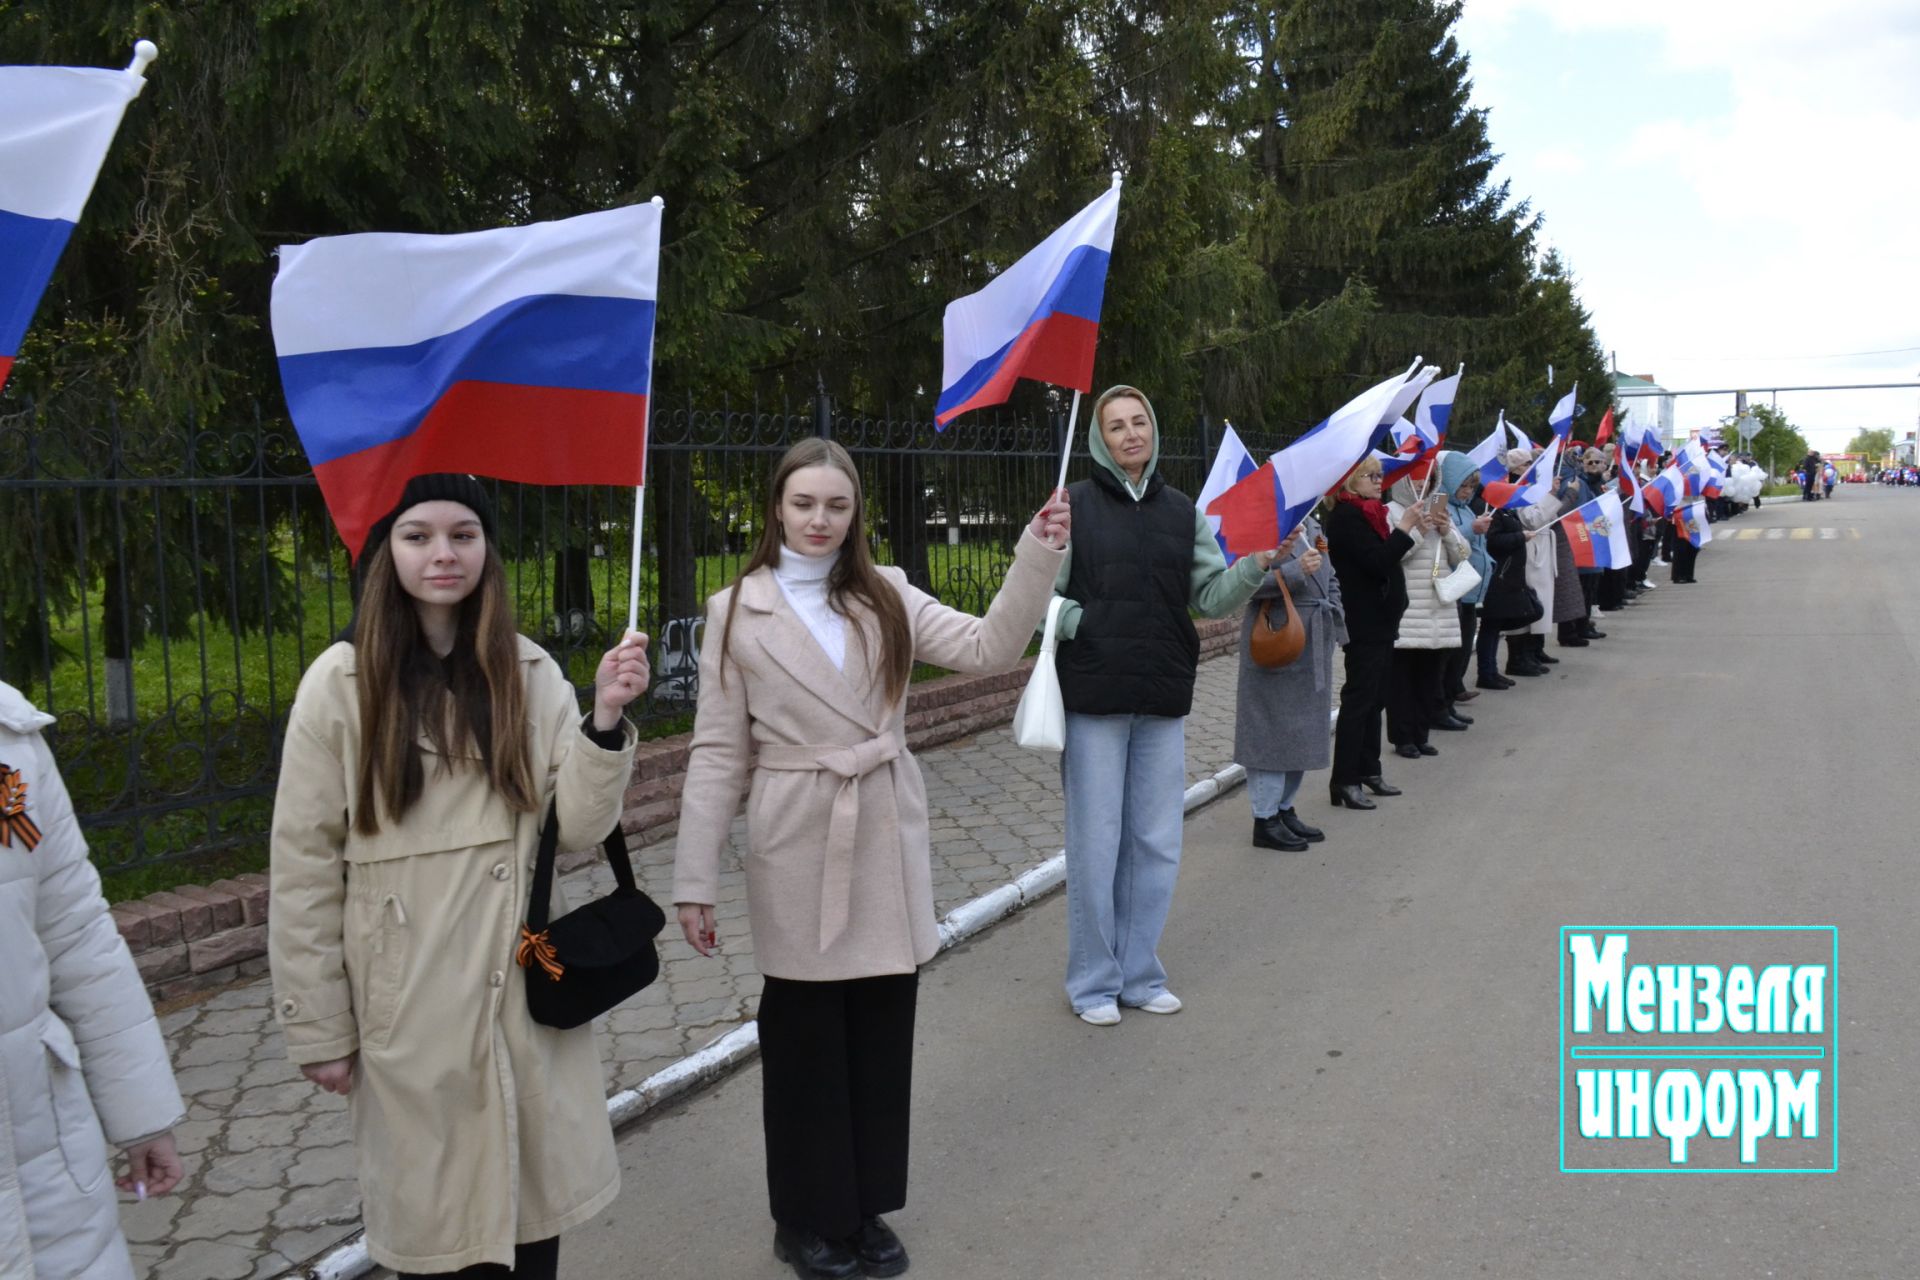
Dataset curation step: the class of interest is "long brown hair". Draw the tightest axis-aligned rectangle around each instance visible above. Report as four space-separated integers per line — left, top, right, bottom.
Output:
719 438 912 707
350 532 537 834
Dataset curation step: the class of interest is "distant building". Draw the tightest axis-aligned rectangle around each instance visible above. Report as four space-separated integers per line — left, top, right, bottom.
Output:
1614 372 1675 447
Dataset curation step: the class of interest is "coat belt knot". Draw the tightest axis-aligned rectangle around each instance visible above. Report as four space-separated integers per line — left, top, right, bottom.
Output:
756 731 904 952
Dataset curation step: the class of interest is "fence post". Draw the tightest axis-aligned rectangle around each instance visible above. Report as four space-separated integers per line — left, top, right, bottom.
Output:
814 374 832 440
1198 405 1216 470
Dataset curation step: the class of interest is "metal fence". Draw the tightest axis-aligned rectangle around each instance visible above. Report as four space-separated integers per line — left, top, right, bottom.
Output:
0 388 1275 882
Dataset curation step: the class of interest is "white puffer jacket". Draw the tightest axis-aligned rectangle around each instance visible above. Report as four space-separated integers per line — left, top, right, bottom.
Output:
0 682 184 1280
1387 494 1471 650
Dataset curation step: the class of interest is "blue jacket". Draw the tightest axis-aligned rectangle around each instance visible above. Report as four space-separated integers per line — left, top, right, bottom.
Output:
1437 451 1491 605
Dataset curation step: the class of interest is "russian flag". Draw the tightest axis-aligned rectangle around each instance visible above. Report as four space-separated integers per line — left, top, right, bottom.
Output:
1616 442 1645 515
1548 383 1577 441
1196 422 1256 564
1562 491 1632 569
1644 466 1686 516
1206 365 1426 555
1413 365 1461 447
935 182 1119 426
1485 435 1562 511
272 203 660 559
0 50 152 391
1673 500 1712 547
1467 415 1510 486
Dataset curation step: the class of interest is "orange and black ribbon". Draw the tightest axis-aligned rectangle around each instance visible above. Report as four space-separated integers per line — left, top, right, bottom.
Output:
0 765 41 852
516 926 564 980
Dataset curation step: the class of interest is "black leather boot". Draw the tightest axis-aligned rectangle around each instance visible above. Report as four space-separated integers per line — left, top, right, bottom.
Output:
1277 808 1324 842
844 1217 909 1278
1253 815 1309 851
1329 783 1376 810
775 1227 863 1280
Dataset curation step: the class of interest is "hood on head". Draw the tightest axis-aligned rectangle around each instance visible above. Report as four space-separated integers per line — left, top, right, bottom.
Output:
1437 450 1477 498
1088 385 1161 489
1388 476 1419 507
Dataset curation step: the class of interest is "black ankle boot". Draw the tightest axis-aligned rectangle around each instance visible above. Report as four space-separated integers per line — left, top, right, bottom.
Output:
1276 808 1325 842
1253 815 1308 851
844 1216 909 1278
1329 783 1376 810
774 1226 862 1280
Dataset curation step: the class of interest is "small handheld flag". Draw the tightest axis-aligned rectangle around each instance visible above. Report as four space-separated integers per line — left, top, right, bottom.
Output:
273 203 662 560
936 179 1119 427
1467 415 1510 486
1548 383 1577 441
1559 491 1632 569
0 43 157 391
1197 423 1257 564
1672 501 1712 547
1207 363 1429 555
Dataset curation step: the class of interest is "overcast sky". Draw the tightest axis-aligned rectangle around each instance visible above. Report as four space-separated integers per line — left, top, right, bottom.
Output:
1454 0 1920 450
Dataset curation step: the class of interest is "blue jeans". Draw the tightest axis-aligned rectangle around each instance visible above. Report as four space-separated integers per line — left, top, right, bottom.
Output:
1247 768 1303 818
1061 712 1187 1012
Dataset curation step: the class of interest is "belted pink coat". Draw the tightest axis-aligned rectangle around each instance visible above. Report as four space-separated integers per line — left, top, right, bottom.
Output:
673 531 1065 980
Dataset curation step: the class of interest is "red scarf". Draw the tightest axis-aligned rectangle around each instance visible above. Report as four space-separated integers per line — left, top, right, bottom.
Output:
1335 490 1391 540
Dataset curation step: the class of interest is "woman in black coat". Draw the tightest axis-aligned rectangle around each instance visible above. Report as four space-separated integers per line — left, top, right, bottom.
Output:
1476 505 1528 689
1323 457 1426 810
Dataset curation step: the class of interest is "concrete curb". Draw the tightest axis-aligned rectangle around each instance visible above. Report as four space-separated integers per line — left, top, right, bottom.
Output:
283 761 1250 1280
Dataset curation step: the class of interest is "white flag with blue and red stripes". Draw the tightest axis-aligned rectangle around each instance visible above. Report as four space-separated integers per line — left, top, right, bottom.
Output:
1548 383 1577 441
936 182 1119 426
0 48 153 390
1196 423 1256 564
272 203 661 559
1468 413 1511 486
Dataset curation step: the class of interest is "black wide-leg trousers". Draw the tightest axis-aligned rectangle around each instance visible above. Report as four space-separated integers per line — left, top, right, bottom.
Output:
758 971 919 1239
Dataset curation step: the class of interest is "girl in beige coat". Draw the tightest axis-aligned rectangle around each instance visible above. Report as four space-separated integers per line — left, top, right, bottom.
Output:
269 475 647 1279
674 439 1069 1280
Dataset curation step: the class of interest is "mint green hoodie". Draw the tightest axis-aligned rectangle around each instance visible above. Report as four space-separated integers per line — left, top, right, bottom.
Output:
1050 386 1271 639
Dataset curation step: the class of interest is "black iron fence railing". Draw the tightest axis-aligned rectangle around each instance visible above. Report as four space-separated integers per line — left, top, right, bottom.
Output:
0 388 1287 881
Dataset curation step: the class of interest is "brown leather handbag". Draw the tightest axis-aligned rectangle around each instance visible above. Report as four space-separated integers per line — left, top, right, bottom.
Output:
1249 535 1322 669
1249 575 1306 668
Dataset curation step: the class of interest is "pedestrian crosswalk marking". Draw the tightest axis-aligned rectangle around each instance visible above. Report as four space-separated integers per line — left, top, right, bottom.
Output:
1725 526 1856 542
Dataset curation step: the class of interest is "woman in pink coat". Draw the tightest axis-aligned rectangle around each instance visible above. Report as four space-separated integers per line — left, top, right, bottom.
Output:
674 438 1069 1279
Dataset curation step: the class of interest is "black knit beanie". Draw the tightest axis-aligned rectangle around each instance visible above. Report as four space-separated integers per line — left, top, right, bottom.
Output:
362 473 498 556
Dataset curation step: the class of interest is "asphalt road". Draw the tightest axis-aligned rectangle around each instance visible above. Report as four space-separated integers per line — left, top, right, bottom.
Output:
557 485 1920 1280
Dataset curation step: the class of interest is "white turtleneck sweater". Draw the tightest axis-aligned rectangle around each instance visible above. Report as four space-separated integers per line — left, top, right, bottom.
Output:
771 545 847 670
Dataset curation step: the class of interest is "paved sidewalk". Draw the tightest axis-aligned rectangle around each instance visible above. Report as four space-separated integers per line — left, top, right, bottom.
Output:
120 655 1252 1280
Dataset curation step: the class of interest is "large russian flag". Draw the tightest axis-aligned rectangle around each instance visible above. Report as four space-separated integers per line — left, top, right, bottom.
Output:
273 204 660 558
935 182 1119 426
0 49 152 391
1562 491 1632 568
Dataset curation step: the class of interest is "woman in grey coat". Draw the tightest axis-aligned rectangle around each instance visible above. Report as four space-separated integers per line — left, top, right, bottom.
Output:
1233 514 1345 852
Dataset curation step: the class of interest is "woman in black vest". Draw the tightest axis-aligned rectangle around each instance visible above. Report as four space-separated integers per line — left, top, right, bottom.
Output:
1052 385 1282 1026
1324 457 1427 809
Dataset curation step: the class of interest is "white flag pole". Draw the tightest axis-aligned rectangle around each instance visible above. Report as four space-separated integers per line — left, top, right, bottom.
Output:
1053 388 1080 495
127 40 159 77
626 194 665 640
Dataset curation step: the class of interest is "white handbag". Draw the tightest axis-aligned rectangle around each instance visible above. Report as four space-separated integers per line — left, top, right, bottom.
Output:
1433 537 1482 605
1012 596 1069 753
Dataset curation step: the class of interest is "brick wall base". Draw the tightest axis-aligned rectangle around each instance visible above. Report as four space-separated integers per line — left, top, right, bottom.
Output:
114 619 1240 999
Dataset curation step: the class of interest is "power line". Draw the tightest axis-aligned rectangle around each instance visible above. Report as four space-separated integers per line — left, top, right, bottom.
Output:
1648 344 1920 363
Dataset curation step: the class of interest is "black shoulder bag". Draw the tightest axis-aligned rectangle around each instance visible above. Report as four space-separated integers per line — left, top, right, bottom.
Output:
517 802 666 1029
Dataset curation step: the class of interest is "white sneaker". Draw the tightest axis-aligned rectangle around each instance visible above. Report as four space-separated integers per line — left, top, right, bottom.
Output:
1592 609 1609 619
1127 992 1184 1015
1656 556 1671 566
1078 1002 1122 1026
